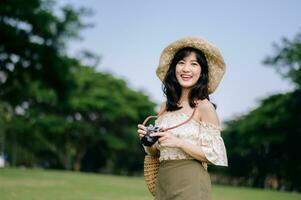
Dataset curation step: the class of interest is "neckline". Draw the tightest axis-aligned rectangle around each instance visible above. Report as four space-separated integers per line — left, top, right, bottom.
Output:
157 111 222 130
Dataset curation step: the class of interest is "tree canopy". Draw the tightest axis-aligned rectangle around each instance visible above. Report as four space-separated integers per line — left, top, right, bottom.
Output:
0 0 156 175
221 30 301 191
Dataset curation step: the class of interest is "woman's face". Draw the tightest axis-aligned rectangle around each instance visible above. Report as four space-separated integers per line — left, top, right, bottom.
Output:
175 52 201 89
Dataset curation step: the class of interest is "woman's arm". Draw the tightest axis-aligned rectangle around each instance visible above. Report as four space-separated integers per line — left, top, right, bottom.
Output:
178 140 210 163
150 131 210 162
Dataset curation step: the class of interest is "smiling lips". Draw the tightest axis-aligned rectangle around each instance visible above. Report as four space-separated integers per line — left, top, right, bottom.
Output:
181 74 192 81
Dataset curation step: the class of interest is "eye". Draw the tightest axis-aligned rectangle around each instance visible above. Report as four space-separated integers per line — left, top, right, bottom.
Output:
178 60 185 65
192 62 199 66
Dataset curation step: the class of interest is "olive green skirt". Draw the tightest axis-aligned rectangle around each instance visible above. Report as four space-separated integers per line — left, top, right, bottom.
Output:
155 159 211 200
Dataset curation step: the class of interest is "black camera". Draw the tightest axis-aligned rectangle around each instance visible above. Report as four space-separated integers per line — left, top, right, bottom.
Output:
141 124 161 146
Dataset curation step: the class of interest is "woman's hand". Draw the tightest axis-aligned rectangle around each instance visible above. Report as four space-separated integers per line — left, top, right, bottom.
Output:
150 131 183 148
137 124 147 140
137 124 160 156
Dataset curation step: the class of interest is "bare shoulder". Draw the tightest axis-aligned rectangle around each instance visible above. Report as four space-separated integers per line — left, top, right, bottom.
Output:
158 101 167 114
196 99 220 127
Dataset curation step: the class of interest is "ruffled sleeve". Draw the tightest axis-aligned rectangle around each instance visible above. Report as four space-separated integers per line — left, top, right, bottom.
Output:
198 122 228 166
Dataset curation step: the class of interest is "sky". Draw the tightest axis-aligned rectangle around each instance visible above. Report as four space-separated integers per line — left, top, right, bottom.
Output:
59 0 300 123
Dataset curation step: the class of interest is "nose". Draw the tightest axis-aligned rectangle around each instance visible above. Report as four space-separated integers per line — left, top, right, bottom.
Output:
182 63 190 72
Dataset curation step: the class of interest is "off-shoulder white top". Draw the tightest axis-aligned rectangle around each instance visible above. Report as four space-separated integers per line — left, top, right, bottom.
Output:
143 111 228 168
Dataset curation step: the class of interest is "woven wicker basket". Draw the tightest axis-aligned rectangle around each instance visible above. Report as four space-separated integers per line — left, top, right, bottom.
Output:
144 155 160 196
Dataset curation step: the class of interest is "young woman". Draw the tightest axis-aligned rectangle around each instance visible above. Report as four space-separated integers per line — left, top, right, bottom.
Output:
137 36 228 200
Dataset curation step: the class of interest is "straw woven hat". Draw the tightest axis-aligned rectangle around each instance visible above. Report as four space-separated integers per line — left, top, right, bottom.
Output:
156 36 226 94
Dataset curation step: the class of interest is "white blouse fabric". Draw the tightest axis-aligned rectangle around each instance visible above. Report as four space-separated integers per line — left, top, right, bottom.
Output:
143 111 228 167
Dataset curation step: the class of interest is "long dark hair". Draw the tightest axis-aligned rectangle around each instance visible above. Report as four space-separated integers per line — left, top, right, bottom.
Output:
162 47 216 111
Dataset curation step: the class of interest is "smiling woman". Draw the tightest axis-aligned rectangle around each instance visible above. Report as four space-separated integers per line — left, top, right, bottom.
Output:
175 50 202 88
137 36 228 200
163 47 210 111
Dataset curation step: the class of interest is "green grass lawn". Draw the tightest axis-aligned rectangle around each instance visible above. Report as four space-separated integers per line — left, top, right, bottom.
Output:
0 168 300 200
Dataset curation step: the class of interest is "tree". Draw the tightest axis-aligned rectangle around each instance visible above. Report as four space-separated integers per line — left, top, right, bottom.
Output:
0 0 88 167
264 30 301 89
222 30 301 191
0 0 89 105
61 66 156 173
223 91 301 191
0 0 156 175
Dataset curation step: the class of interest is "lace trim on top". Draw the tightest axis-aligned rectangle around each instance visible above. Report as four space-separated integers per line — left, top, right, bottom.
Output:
155 112 228 167
156 112 222 131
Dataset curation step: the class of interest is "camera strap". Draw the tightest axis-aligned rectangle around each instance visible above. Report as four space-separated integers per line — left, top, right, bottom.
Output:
142 102 198 132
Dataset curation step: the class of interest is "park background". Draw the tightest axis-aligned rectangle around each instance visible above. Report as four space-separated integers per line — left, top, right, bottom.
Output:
0 0 301 199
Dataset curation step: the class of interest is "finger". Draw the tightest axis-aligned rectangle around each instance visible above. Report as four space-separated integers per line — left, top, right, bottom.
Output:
150 131 166 137
158 136 168 143
137 130 146 135
137 124 146 130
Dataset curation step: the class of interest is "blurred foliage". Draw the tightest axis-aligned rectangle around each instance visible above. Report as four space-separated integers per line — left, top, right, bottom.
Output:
0 0 89 105
220 30 301 192
0 0 156 175
264 30 301 89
